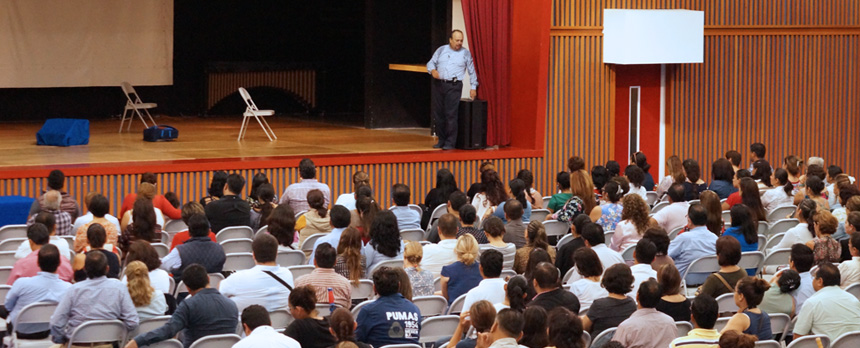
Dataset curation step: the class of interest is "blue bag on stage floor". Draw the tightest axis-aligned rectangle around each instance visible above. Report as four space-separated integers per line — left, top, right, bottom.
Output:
143 125 178 142
36 118 89 146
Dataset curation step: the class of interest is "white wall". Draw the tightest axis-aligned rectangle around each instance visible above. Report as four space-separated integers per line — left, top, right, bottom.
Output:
451 0 473 98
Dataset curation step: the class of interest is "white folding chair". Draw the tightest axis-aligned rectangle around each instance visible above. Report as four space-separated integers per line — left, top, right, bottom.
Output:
722 210 732 223
120 82 157 132
590 327 617 348
785 334 830 348
369 259 405 277
128 315 171 339
651 201 670 214
556 234 575 250
764 233 786 251
716 293 739 314
277 250 307 267
713 317 730 332
768 219 800 236
645 191 659 206
542 196 551 209
758 234 767 251
219 238 253 254
256 225 269 236
65 319 127 347
543 220 569 239
0 225 28 241
0 284 10 304
163 220 188 233
500 269 517 279
237 87 277 141
675 321 694 337
0 251 17 267
621 245 636 262
350 279 375 300
769 313 791 341
215 226 254 243
12 302 57 348
531 209 551 222
412 295 449 317
446 294 467 315
351 299 375 317
269 309 294 332
755 340 782 348
668 226 684 241
316 303 342 317
168 277 176 296
682 255 720 291
419 315 460 346
151 243 170 259
0 238 25 252
426 204 448 235
187 333 241 348
562 267 577 284
845 283 860 301
739 251 765 276
287 265 315 280
603 231 614 244
209 273 226 289
832 331 860 348
760 248 791 276
408 204 424 222
400 229 425 242
768 206 798 223
301 233 327 254
223 252 255 272
0 266 13 284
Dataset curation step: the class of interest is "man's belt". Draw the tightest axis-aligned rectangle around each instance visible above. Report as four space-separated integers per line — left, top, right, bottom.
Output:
443 77 461 84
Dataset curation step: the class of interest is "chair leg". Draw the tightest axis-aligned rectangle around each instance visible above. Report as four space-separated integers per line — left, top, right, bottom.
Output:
253 116 273 142
143 108 157 127
133 108 150 129
259 116 277 140
238 116 249 141
119 109 128 133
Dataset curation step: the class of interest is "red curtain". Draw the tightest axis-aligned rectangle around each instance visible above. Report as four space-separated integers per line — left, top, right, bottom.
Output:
462 0 511 147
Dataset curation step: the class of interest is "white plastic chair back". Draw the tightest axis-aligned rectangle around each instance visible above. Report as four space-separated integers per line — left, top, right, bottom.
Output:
427 204 448 232
713 317 730 331
0 251 17 267
408 204 424 221
351 299 375 317
0 225 28 241
146 339 183 348
768 206 798 222
0 267 13 284
152 243 170 258
768 219 800 236
129 315 170 338
163 220 188 233
159 231 170 245
722 210 732 223
531 209 551 222
765 233 786 251
785 334 830 348
412 295 449 317
651 201 670 214
223 252 255 271
675 321 693 337
668 226 683 240
590 327 617 348
447 294 467 315
542 196 551 208
0 238 25 251
832 331 860 348
845 283 860 301
556 234 575 250
277 250 307 267
287 265 315 280
316 303 342 317
500 269 517 279
758 234 767 251
400 229 425 242
755 340 782 348
0 284 10 304
761 249 792 275
209 273 226 289
434 277 442 292
219 238 253 254
419 315 460 344
756 221 769 236
682 255 720 286
351 279 375 300
562 267 577 284
66 319 126 347
578 306 588 315
187 333 241 348
645 191 659 206
301 233 327 253
14 301 57 327
215 226 254 243
603 231 614 244
716 293 739 314
168 277 176 295
269 309 294 331
256 225 269 236
769 313 791 341
581 332 591 348
369 259 405 277
543 220 569 238
621 245 635 262
739 251 765 276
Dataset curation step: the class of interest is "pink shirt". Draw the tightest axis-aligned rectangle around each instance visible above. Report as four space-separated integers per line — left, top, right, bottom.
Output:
652 202 690 234
611 220 644 252
614 308 677 348
7 250 74 285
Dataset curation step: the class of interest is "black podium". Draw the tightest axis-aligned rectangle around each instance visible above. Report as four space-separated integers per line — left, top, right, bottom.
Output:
456 99 487 150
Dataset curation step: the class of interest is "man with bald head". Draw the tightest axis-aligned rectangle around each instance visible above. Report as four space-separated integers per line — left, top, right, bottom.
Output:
527 261 581 314
427 29 478 150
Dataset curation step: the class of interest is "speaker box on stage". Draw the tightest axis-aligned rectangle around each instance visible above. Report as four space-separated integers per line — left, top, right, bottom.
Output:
36 118 89 147
456 99 487 150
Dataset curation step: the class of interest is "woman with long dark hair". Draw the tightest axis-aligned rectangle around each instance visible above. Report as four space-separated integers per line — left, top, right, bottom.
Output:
517 169 542 209
328 308 372 348
267 204 298 250
723 204 759 252
773 199 817 249
631 151 655 191
200 170 228 206
519 307 549 348
250 183 277 231
472 169 508 221
682 159 708 200
762 168 795 214
492 178 532 222
247 172 269 205
548 307 586 348
424 168 459 228
513 221 555 273
364 210 403 272
709 158 738 199
334 227 365 283
751 160 773 189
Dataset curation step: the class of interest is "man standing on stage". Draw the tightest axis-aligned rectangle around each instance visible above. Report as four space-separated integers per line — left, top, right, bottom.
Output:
427 29 478 150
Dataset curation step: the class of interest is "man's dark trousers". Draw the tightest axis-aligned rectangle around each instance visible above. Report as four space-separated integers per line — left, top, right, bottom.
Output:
432 79 462 148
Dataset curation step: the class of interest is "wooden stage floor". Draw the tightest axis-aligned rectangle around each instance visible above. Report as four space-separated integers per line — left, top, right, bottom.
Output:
0 116 438 169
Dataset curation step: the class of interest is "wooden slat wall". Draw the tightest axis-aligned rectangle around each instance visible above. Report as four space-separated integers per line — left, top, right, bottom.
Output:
207 70 317 110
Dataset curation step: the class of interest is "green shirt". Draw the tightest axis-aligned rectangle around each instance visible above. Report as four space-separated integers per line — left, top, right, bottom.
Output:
759 284 793 316
547 193 573 212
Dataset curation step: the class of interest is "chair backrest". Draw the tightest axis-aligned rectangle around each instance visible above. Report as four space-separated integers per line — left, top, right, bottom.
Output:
722 210 732 223
408 204 424 221
591 327 618 348
500 269 517 279
785 334 830 348
769 218 800 236
713 317 731 332
0 266 13 284
531 209 551 222
301 233 327 252
739 251 765 276
152 243 170 258
757 221 769 236
556 234 575 250
237 87 260 112
215 226 254 243
447 294 468 315
758 234 767 251
769 313 791 341
269 309 294 331
0 284 10 304
621 244 636 262
66 319 126 346
668 226 684 240
400 229 425 242
121 82 141 103
159 231 170 245
603 231 614 244
675 321 694 337
412 295 449 317
427 204 448 231
351 279 375 300
542 196 551 208
287 265 315 280
543 220 569 238
0 238 25 252
845 283 860 301
765 233 786 251
651 201 670 214
434 277 442 292
0 251 17 267
645 191 659 206
419 315 460 344
256 225 269 236
562 266 577 284
761 249 792 275
14 301 57 327
187 333 242 348
768 206 798 222
755 340 782 348
130 315 171 338
277 250 307 267
716 293 739 314
219 238 253 254
163 220 188 233
369 259 405 277
352 299 375 317
832 331 860 348
223 252 256 272
0 224 28 241
316 303 342 317
682 255 720 284
209 273 226 289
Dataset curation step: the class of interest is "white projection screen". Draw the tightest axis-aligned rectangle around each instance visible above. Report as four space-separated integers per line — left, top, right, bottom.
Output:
0 0 173 88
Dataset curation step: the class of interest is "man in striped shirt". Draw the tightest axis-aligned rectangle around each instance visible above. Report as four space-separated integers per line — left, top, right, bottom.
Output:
670 295 721 348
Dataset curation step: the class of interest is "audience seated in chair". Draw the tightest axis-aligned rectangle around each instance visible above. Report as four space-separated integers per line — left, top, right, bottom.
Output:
650 183 690 234
793 262 860 341
422 214 460 277
73 193 121 250
581 223 624 275
8 223 73 284
668 204 718 281
328 308 373 348
462 249 506 311
441 233 482 304
219 233 294 312
279 158 332 213
4 243 71 339
124 241 172 295
125 264 238 348
514 220 556 274
567 248 607 309
390 183 421 231
72 224 120 282
355 266 422 347
120 184 166 233
448 300 497 348
720 276 772 341
297 189 332 246
161 214 226 281
528 261 580 314
124 260 167 321
233 305 301 348
27 190 72 237
474 308 523 348
581 263 635 337
545 307 585 348
28 170 80 221
119 198 163 253
334 170 370 211
204 173 251 233
456 204 486 244
427 191 468 244
500 199 527 248
16 211 71 260
697 236 746 299
168 202 217 250
655 264 691 322
309 205 352 262
403 241 435 297
479 217 516 270
670 294 721 348
613 278 677 348
364 211 405 273
284 286 337 348
120 172 181 221
295 242 351 309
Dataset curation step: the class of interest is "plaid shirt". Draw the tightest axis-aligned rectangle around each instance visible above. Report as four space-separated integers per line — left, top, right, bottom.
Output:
28 209 73 236
278 179 331 213
294 268 352 309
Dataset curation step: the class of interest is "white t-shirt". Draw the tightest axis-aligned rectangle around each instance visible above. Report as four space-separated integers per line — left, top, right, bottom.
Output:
628 263 658 301
219 265 294 313
651 202 690 235
15 237 71 260
568 278 608 308
335 193 357 211
421 239 458 278
761 188 794 216
462 278 507 313
122 268 172 295
72 213 121 235
773 223 813 250
233 325 301 348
